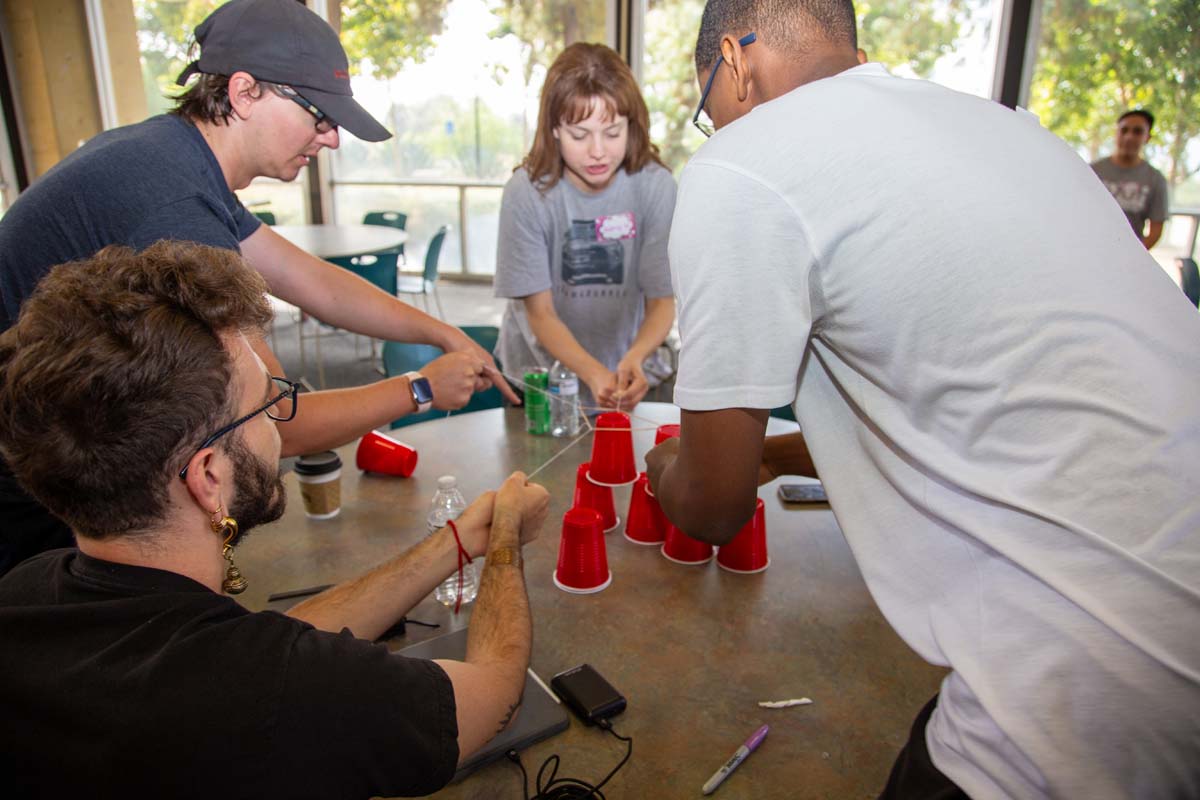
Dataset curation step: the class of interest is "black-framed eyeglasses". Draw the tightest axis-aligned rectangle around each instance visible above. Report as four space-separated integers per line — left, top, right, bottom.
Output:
272 84 338 134
693 32 757 138
178 377 299 479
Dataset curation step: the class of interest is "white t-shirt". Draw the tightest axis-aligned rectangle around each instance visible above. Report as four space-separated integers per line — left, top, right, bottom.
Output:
670 63 1200 799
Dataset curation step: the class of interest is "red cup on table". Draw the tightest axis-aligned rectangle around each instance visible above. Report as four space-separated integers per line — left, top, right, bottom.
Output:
554 507 612 594
654 423 681 446
661 521 714 565
717 498 770 573
624 472 666 545
587 412 637 486
355 431 418 477
646 424 681 496
574 463 620 533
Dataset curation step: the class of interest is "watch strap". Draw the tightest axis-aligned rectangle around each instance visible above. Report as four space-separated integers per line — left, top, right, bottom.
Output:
402 371 433 413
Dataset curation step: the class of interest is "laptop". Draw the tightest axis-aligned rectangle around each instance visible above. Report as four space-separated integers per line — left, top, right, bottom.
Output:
397 627 570 781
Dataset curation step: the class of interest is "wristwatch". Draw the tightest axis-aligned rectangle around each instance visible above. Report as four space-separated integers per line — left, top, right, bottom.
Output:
403 371 434 413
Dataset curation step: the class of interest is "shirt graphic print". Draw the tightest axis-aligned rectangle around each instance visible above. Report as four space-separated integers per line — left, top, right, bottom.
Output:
561 212 637 286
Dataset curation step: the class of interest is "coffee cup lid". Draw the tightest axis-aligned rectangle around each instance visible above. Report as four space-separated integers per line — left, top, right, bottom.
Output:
295 450 342 476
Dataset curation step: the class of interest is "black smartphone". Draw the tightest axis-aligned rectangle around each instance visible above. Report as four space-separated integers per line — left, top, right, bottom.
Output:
550 664 626 725
777 483 827 503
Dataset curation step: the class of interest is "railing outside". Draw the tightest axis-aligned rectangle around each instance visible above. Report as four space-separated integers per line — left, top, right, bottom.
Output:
330 178 507 281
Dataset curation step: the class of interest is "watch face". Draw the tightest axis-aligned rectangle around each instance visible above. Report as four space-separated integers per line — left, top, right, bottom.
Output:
411 377 434 406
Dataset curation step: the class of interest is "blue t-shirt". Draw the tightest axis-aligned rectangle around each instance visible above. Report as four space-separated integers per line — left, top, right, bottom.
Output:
0 114 261 330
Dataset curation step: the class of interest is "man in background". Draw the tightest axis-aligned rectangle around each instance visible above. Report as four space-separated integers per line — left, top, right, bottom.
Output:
1091 109 1170 249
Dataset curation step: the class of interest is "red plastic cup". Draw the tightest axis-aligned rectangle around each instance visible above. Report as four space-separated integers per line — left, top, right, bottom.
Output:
661 521 714 565
587 412 637 486
574 463 620 533
624 473 666 545
554 507 612 594
645 424 681 497
355 430 418 477
654 423 681 445
717 498 770 573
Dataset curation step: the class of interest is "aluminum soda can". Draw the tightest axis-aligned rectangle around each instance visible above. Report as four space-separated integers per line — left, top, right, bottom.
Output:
523 368 551 435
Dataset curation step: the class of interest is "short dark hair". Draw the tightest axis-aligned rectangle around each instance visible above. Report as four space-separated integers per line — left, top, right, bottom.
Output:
1118 109 1154 132
0 241 273 540
171 73 277 126
695 0 857 73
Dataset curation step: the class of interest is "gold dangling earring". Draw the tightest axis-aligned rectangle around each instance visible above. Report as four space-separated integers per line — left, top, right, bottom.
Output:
210 507 247 595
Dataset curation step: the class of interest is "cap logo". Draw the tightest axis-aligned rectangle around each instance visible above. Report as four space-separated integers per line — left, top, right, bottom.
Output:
334 69 349 80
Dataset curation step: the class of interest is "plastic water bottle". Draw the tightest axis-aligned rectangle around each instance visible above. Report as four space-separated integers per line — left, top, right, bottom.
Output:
549 361 580 438
428 476 477 607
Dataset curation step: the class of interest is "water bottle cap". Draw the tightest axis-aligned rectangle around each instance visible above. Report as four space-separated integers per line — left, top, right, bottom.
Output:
437 475 458 489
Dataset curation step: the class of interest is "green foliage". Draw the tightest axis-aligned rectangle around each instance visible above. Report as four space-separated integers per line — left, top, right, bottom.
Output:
133 0 220 116
858 0 984 75
1030 0 1199 187
644 0 709 173
487 0 606 83
337 0 448 76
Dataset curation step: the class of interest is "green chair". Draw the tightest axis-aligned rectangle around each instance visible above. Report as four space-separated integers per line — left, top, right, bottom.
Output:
770 405 797 422
362 210 407 262
307 252 402 383
397 226 448 319
382 325 504 429
252 210 276 225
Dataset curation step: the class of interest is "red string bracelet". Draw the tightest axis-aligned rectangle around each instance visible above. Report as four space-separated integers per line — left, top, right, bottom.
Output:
446 520 473 614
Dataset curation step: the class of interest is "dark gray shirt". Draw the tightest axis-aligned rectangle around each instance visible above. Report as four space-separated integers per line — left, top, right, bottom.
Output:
0 114 260 330
1090 156 1169 237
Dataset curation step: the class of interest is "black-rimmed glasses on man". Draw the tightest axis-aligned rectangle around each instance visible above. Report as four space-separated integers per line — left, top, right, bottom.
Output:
179 377 299 479
272 84 338 134
692 32 757 138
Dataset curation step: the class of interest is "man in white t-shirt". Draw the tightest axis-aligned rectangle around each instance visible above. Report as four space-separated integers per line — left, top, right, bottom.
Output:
646 1 1200 798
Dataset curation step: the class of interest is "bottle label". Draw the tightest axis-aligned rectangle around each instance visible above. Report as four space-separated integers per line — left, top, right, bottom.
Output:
555 378 578 395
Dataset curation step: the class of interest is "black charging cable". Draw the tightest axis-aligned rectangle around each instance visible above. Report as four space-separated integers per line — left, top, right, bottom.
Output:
506 718 632 800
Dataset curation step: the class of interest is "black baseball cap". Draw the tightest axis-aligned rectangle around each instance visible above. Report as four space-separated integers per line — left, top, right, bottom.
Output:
176 0 391 142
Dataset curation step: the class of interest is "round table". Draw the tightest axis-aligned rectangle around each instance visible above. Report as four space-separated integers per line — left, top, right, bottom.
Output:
272 223 408 259
236 403 945 799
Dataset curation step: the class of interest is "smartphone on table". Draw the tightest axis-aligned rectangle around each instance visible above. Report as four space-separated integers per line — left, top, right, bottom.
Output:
777 483 827 504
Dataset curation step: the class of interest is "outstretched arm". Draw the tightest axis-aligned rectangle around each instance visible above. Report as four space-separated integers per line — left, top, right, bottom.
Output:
241 225 517 403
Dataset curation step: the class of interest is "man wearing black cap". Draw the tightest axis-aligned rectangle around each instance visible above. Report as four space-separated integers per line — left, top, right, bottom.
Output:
0 0 517 576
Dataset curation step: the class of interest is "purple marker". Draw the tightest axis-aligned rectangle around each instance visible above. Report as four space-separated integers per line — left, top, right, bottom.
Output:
701 724 769 795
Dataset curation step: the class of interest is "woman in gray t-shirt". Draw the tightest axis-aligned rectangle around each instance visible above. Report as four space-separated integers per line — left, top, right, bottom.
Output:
493 43 677 412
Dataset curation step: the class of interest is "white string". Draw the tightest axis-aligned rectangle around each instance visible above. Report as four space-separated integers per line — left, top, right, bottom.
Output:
482 364 666 479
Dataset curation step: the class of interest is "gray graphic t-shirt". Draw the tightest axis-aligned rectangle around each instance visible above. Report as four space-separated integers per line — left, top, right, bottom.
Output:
494 165 676 407
1090 157 1169 237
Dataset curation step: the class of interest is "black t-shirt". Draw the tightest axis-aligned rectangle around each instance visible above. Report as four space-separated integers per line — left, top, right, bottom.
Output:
0 114 261 575
0 550 459 799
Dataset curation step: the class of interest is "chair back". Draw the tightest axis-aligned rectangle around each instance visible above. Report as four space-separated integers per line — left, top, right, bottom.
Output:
363 211 407 230
1178 257 1200 309
381 324 504 428
423 226 449 283
252 210 276 225
328 252 399 296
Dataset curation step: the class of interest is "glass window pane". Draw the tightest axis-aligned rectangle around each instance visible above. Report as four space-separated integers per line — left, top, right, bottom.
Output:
1028 0 1200 225
642 0 1007 175
326 0 607 273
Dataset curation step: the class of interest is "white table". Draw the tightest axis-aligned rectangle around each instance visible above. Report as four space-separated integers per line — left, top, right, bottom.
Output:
273 223 408 259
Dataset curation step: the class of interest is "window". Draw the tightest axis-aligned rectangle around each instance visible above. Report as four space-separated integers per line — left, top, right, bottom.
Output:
643 0 1009 176
1028 0 1200 272
324 0 608 275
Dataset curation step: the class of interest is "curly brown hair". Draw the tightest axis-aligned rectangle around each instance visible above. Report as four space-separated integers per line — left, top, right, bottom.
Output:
0 241 273 540
520 43 665 192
